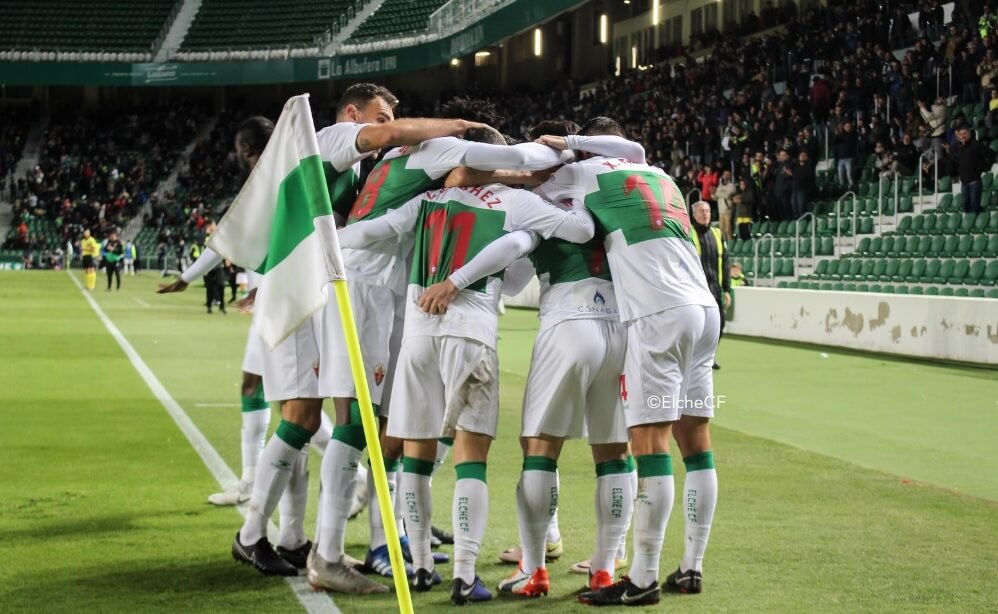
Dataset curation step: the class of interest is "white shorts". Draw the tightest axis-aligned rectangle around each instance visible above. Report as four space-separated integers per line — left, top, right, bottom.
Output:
241 321 265 376
235 272 248 286
260 313 321 403
521 318 627 445
318 281 395 409
620 305 720 427
387 336 499 440
379 292 406 414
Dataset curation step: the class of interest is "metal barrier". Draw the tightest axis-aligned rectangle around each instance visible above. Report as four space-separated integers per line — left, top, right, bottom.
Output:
754 232 776 286
428 0 513 35
794 211 816 280
835 190 857 249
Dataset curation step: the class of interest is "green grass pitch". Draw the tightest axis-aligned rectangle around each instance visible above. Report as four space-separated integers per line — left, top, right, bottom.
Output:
1 270 996 612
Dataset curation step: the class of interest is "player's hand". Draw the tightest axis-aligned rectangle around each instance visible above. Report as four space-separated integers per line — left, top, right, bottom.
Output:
234 288 257 313
535 135 569 150
418 280 460 315
723 291 732 308
458 120 492 134
521 168 557 187
157 278 188 293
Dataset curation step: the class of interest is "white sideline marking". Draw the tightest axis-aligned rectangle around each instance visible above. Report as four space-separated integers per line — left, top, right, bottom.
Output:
68 271 340 614
133 297 151 308
195 403 242 408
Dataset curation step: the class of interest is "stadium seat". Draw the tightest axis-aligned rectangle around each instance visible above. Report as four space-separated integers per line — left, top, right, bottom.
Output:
881 285 895 294
970 288 985 297
989 289 998 298
935 259 956 284
870 259 887 281
894 285 909 294
922 259 941 283
949 259 970 284
859 259 876 280
940 287 954 296
895 260 913 282
881 259 900 281
925 286 940 295
857 283 869 292
909 285 923 295
901 215 917 234
954 288 969 297
982 260 998 286
869 283 882 293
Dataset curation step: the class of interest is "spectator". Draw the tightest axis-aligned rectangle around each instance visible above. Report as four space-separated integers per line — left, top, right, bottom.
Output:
734 178 757 240
832 121 858 188
715 170 737 240
945 125 996 213
791 151 816 218
697 164 719 206
774 149 794 220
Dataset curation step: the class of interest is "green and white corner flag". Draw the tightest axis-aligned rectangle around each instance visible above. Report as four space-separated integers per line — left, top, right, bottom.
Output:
209 94 346 349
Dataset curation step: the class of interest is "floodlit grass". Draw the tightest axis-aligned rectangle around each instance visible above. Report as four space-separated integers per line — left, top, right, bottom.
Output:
2 270 996 613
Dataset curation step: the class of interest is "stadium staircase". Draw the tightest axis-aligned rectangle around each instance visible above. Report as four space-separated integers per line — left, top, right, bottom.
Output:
0 115 46 242
321 0 387 53
124 115 218 244
154 0 203 62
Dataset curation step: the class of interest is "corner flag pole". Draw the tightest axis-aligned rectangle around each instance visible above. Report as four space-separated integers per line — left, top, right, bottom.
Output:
331 280 414 614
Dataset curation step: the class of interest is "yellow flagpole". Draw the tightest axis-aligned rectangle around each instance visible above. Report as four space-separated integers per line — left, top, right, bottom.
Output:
332 279 413 614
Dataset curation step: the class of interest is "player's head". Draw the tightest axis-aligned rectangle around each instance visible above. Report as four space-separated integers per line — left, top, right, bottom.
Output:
234 116 274 173
464 125 507 146
578 116 626 138
441 96 502 129
691 200 712 227
204 219 217 235
336 83 398 125
108 230 118 241
83 229 90 239
528 119 581 140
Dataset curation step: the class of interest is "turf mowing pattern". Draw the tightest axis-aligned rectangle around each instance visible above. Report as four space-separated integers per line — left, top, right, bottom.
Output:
2 270 996 613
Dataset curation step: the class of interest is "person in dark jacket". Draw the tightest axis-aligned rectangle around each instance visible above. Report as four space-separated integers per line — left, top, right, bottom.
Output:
691 201 731 369
832 121 859 188
734 178 756 240
790 151 816 218
945 125 996 213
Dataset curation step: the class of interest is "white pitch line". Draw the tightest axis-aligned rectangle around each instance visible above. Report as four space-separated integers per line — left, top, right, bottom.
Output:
68 271 340 614
133 296 151 308
195 403 242 408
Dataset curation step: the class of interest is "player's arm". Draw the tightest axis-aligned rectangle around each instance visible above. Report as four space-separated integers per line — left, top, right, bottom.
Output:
501 256 538 297
336 194 422 249
513 183 594 244
157 247 224 293
418 231 539 315
537 134 646 164
443 167 554 189
460 141 571 171
355 119 487 153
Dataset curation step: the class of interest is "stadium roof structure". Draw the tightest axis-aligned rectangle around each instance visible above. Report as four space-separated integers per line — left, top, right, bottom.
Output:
0 0 584 86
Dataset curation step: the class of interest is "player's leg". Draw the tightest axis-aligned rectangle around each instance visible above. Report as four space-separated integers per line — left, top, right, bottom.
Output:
208 372 269 506
442 339 499 605
580 319 631 589
105 262 113 290
233 321 321 576
114 263 121 290
580 308 697 606
664 305 721 595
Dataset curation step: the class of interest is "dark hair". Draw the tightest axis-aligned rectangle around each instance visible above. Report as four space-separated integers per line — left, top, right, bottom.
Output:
440 96 502 127
464 126 506 146
502 133 521 146
579 116 626 138
336 83 399 116
235 116 274 156
528 119 581 140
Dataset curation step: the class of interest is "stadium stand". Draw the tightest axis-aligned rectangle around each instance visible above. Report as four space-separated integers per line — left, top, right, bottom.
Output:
0 0 176 59
348 0 449 42
180 0 352 51
3 102 205 265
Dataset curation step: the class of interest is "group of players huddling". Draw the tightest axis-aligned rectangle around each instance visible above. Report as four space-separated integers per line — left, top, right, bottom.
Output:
160 82 720 607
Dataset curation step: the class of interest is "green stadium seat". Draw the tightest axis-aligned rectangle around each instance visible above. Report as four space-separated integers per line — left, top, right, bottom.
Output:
973 211 989 232
898 216 914 234
935 259 956 284
954 287 970 297
810 260 828 280
938 176 952 192
858 217 874 234
843 259 863 280
856 237 872 255
909 285 923 295
940 287 954 296
922 259 941 283
937 193 953 211
857 283 869 292
942 235 958 256
869 236 884 255
986 235 998 258
944 213 963 233
881 259 900 281
924 213 940 234
949 259 969 284
869 283 882 292
859 259 876 280
821 260 839 280
870 259 887 281
967 234 986 257
970 288 985 297
989 289 998 298
798 237 813 257
820 282 833 291
881 285 895 294
895 284 909 294
988 212 998 232
899 195 914 213
895 260 913 282
819 237 835 256
982 260 998 286
925 286 940 295
958 213 977 233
